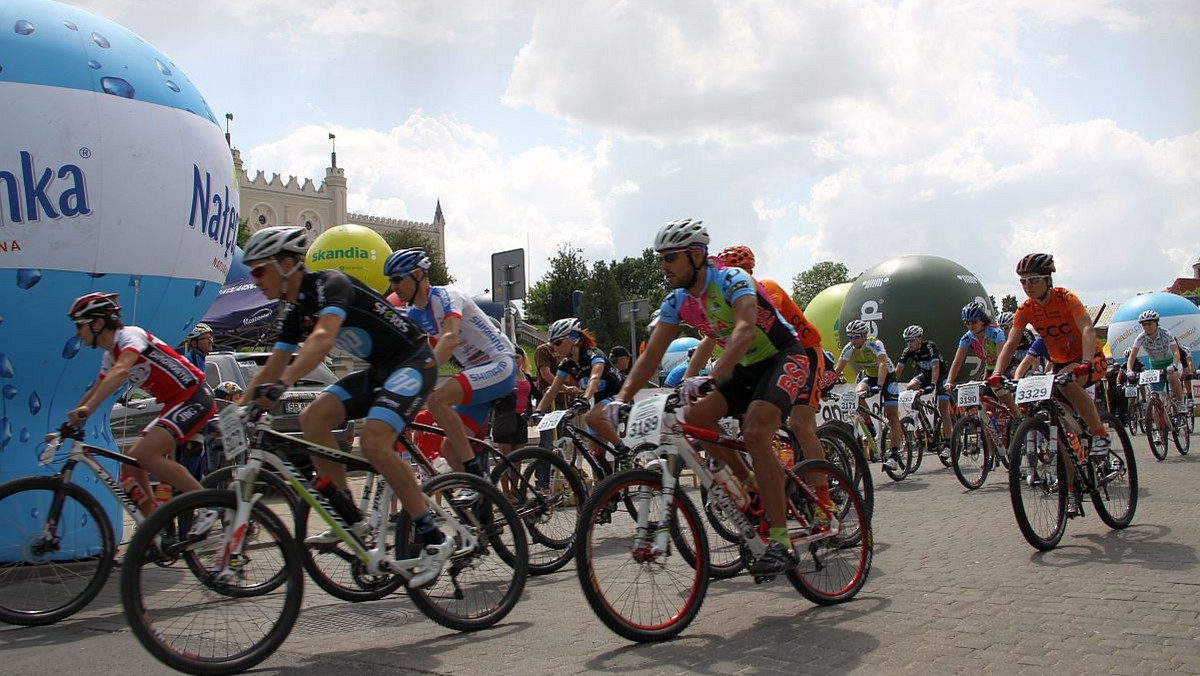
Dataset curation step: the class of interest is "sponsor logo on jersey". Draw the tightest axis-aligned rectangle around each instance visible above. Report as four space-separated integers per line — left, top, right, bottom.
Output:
384 367 423 396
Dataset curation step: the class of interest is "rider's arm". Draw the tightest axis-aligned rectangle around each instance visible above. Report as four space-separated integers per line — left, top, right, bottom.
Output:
875 352 888 389
616 320 678 401
683 336 717 380
947 346 967 384
1126 344 1140 373
709 295 757 381
992 329 1019 379
281 313 342 387
1171 339 1182 368
431 314 461 366
72 349 140 422
535 374 566 415
1013 352 1037 380
1076 312 1097 366
584 361 605 401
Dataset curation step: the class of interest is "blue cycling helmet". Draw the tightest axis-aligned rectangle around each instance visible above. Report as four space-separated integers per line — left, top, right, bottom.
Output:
384 248 432 278
961 302 989 323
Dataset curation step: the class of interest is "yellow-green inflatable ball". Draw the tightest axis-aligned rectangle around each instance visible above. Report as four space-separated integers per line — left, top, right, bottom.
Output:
305 224 390 293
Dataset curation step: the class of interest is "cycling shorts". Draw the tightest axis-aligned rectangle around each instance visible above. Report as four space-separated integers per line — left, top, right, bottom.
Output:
716 344 811 418
147 384 215 443
325 348 438 434
795 346 823 410
1050 352 1107 389
450 355 518 434
1149 356 1176 372
910 372 951 402
857 370 900 407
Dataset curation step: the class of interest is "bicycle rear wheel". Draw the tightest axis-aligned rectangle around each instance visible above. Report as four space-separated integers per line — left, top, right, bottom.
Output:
693 485 749 579
816 422 873 519
0 477 114 626
950 415 989 490
491 446 586 575
1125 401 1139 436
1171 409 1191 454
120 489 304 675
575 469 709 642
1091 416 1137 530
1007 418 1066 550
394 472 527 632
1146 400 1169 461
785 460 872 605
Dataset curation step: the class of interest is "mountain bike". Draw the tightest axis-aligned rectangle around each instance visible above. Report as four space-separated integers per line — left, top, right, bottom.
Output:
1006 373 1137 551
0 426 182 626
574 391 872 642
1123 380 1143 436
1138 369 1189 460
897 385 949 472
119 405 528 675
828 389 912 481
949 381 1015 490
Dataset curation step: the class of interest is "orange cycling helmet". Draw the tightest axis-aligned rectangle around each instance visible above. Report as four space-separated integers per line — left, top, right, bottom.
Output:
717 245 755 273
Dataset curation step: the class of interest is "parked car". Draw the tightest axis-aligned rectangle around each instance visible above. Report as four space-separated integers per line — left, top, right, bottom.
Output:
110 351 354 475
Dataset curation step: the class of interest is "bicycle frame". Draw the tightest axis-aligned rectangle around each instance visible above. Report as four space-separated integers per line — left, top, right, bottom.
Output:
40 436 152 535
538 409 623 479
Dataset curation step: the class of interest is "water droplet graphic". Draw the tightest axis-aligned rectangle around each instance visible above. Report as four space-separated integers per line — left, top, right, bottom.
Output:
30 506 40 519
63 20 78 31
15 20 35 35
156 58 172 76
28 392 41 415
100 77 134 98
1 419 11 450
88 59 101 70
165 80 180 93
19 428 30 443
0 313 4 327
16 268 42 289
194 280 206 297
91 32 110 48
0 354 14 378
2 385 15 399
63 336 82 359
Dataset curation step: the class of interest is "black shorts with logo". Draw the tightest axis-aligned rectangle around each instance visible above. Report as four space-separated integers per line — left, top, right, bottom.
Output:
325 346 438 434
150 384 216 443
716 344 811 418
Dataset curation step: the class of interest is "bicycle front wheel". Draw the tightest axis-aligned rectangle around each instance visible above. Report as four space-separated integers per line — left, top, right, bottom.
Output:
120 489 304 676
1146 400 1169 461
950 415 989 490
1171 409 1191 454
1091 416 1138 530
817 422 873 520
1007 418 1066 551
785 460 872 605
395 472 527 632
0 477 114 626
575 469 709 642
491 445 586 575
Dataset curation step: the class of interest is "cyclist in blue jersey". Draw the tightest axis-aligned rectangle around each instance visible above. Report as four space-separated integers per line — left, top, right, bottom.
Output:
241 227 449 587
1013 336 1051 378
946 302 1020 417
386 248 518 482
181 323 213 372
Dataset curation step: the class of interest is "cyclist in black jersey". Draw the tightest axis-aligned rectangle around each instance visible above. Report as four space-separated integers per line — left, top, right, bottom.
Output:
895 325 953 460
997 312 1036 378
240 226 450 588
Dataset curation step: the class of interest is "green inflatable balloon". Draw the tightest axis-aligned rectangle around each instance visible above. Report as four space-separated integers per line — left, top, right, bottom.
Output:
837 255 995 383
804 282 852 354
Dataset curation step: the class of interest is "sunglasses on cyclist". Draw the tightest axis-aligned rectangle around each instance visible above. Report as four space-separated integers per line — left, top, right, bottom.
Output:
1019 275 1049 286
248 262 272 279
658 250 686 264
846 333 865 340
904 337 920 343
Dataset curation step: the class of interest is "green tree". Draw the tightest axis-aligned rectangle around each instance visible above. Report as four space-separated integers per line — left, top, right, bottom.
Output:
578 260 623 347
611 248 668 305
381 229 454 285
988 295 999 314
792 261 852 309
1001 294 1019 312
236 218 250 248
526 244 590 324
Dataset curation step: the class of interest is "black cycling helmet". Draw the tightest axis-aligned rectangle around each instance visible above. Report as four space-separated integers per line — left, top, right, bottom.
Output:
1016 252 1056 276
609 345 631 360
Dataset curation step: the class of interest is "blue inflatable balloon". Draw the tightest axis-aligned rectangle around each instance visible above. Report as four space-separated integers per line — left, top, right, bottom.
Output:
0 0 236 545
660 337 700 374
1108 292 1200 365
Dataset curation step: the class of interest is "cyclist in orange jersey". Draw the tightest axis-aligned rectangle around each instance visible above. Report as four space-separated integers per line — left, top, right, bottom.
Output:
716 245 828 478
991 253 1109 517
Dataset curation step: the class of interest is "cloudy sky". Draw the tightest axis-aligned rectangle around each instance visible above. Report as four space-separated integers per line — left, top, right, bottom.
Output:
74 0 1199 306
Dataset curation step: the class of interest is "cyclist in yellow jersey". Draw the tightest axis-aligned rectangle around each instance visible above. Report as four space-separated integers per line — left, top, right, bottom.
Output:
832 320 905 473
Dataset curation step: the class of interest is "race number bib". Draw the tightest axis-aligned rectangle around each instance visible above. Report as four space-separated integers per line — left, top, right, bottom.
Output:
839 395 859 415
536 409 571 432
1015 374 1054 404
897 390 917 407
1138 370 1161 385
623 395 669 447
1124 386 1138 398
956 383 981 407
218 408 250 461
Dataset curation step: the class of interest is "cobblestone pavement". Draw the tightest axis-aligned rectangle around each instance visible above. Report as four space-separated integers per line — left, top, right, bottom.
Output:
3 433 1198 675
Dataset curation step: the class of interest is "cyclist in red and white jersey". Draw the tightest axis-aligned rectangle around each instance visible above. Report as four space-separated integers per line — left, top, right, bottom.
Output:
62 293 216 526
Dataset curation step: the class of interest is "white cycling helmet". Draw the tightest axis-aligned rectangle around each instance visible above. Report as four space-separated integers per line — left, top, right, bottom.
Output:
845 319 870 336
243 226 308 261
653 218 709 252
997 311 1015 329
901 325 923 341
547 317 583 342
1138 310 1159 323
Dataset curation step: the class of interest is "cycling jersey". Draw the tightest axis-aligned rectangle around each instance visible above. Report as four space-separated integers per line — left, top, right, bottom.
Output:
1133 327 1177 364
1013 328 1036 362
100 326 204 404
759 278 822 350
658 262 797 367
958 326 1007 369
839 340 895 379
896 340 945 376
274 270 429 370
1012 288 1096 365
556 347 624 403
1028 336 1049 361
405 286 515 367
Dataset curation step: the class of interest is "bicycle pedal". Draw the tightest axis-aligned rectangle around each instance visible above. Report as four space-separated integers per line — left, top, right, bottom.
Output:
752 574 777 584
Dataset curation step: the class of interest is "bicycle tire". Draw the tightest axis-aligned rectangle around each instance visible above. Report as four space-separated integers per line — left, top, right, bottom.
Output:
491 445 586 575
198 466 296 597
394 472 528 632
692 485 749 579
1171 409 1191 454
0 477 114 626
1186 401 1196 436
950 415 989 490
817 422 873 520
1091 416 1138 530
575 468 709 642
1146 400 1169 461
293 496 406 602
1007 418 1066 551
882 420 908 482
1126 402 1139 436
899 416 923 475
785 460 872 605
120 489 304 675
